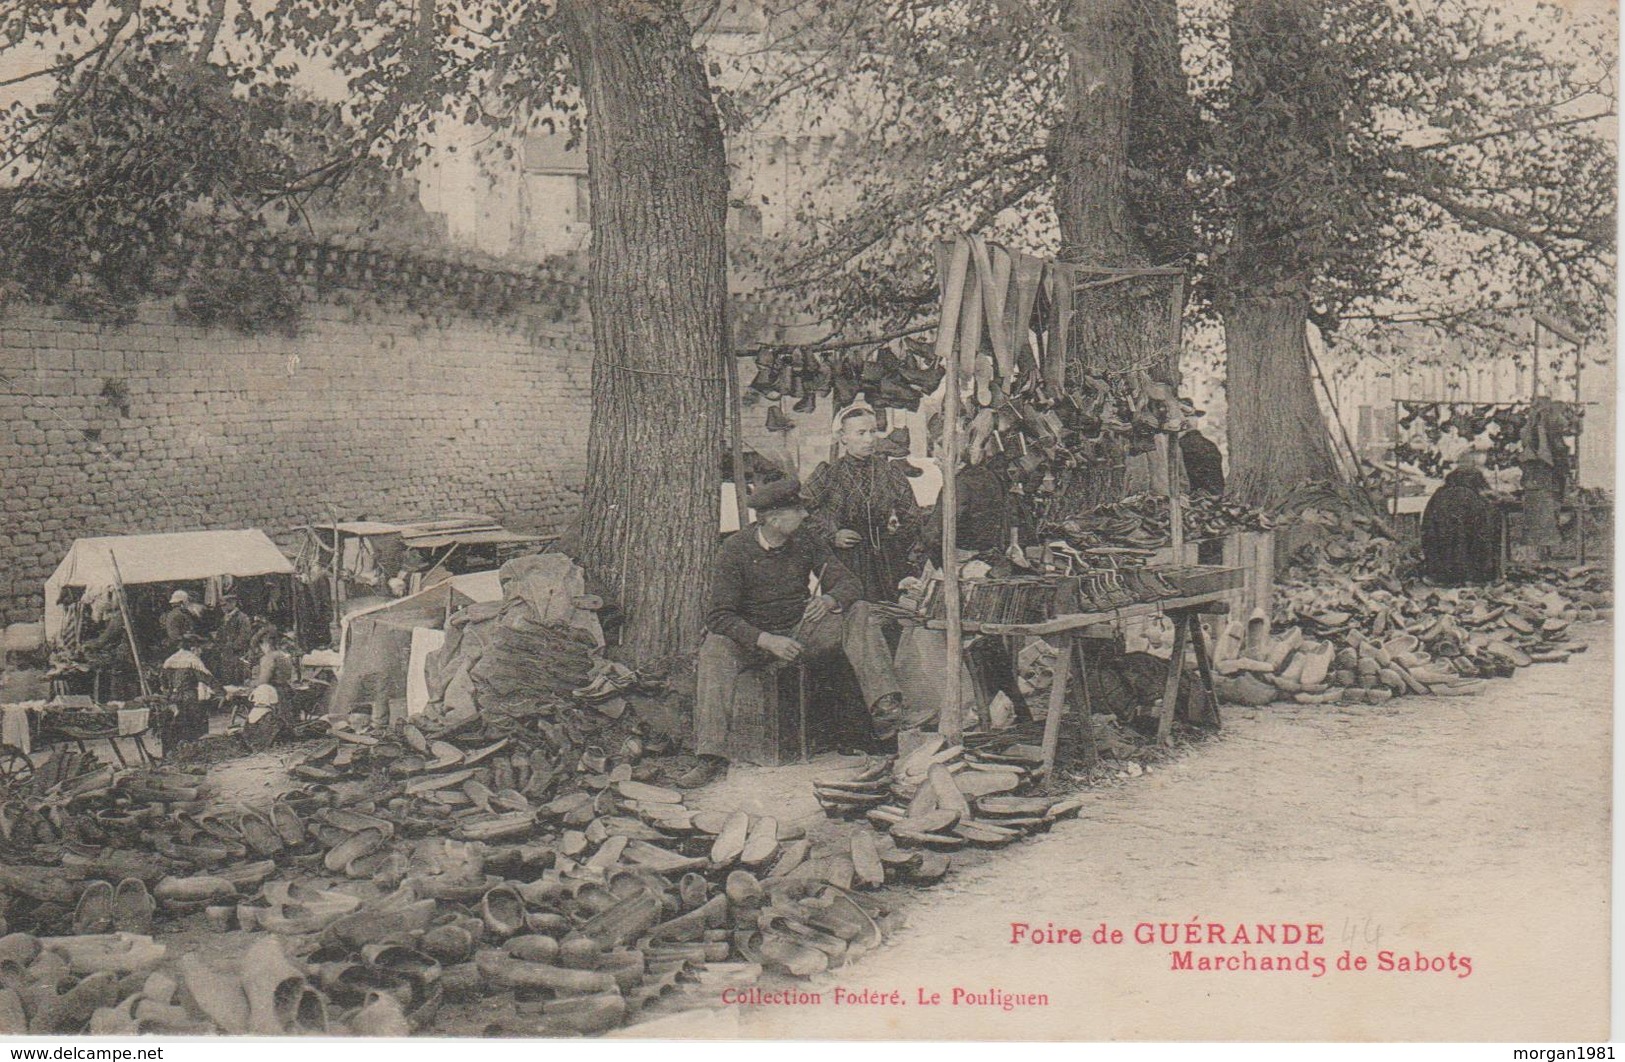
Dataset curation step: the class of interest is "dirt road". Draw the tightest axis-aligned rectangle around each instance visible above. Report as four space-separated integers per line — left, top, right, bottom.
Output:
660 621 1612 1040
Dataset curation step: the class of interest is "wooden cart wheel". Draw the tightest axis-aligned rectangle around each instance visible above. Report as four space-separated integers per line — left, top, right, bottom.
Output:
0 745 35 788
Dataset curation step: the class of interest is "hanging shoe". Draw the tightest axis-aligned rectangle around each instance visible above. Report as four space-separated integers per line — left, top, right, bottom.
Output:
792 390 817 414
770 361 795 399
768 353 794 400
809 351 833 394
832 369 858 410
878 377 915 411
757 405 789 435
861 348 885 389
748 350 777 395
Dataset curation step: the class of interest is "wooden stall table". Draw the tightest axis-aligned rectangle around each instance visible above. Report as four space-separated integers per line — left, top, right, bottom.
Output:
32 703 165 767
927 582 1236 777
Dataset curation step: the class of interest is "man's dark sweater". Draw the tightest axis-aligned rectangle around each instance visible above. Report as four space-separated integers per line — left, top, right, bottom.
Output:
706 524 863 649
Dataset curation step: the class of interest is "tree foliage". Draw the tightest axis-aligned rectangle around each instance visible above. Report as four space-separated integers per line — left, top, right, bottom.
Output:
733 0 1614 352
1195 0 1615 340
724 0 1192 336
0 4 445 315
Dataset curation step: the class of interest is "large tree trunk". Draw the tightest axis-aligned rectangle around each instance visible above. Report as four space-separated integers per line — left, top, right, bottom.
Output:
1222 0 1344 504
1051 0 1137 267
1048 0 1190 512
1224 294 1339 504
561 2 729 664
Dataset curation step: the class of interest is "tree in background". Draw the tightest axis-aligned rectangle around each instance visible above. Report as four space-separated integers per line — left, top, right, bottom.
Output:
0 16 415 319
730 0 1194 510
734 0 1190 330
1201 0 1614 504
736 0 1612 505
2 0 731 663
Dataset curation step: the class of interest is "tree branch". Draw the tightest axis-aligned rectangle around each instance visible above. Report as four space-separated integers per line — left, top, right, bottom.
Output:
196 0 227 62
1387 155 1614 253
1413 110 1615 153
773 144 1047 286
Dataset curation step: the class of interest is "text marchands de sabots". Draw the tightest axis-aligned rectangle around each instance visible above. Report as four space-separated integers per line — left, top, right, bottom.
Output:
1009 920 1473 979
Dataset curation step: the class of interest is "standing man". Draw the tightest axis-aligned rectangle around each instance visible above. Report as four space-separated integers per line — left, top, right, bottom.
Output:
686 477 911 788
160 590 200 654
918 421 1030 723
803 402 921 605
211 594 255 687
1422 453 1502 586
82 594 136 702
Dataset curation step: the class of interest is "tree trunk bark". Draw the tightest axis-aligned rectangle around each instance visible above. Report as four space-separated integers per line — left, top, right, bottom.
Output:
1222 0 1344 505
1223 294 1339 505
1048 0 1189 512
561 2 729 665
1051 0 1137 267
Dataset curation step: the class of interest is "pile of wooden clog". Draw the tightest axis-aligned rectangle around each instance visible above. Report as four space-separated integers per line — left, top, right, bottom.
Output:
1213 561 1609 708
811 737 1082 890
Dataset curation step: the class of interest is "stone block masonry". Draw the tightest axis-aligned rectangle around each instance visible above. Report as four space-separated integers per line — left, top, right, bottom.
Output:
0 285 595 627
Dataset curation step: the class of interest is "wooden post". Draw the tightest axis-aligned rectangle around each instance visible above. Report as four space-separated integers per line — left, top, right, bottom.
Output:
725 349 749 531
935 238 971 742
1039 633 1072 779
291 574 302 651
1070 637 1098 767
1167 272 1184 344
1163 433 1183 562
1531 318 1541 400
1389 398 1402 531
1187 613 1221 728
1572 341 1586 564
107 550 150 699
330 525 342 646
1155 612 1189 746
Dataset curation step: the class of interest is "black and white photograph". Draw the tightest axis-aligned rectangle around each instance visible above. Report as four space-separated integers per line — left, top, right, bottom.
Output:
0 0 1615 1044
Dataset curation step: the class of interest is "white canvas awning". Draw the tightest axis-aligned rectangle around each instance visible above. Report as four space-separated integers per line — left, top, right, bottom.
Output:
45 530 295 639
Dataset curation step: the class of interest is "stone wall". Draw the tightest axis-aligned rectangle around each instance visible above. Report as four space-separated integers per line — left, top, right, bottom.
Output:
0 248 595 627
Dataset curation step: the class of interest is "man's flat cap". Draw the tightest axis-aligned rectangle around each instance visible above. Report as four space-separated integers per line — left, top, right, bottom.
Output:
749 476 806 513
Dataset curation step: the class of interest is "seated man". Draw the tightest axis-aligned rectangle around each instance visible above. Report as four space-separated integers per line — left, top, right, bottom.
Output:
686 477 906 788
253 629 298 710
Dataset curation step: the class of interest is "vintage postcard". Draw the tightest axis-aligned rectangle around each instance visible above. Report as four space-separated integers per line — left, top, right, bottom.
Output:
0 0 1614 1045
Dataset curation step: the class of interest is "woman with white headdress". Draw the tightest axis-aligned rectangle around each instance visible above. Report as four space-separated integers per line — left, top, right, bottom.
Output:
802 402 921 604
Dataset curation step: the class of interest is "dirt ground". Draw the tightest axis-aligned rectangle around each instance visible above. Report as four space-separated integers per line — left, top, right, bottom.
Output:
628 620 1613 1041
30 622 1609 1040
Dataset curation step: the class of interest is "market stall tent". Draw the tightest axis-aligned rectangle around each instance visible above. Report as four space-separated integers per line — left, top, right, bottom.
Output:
328 571 504 720
44 530 296 641
292 515 551 642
